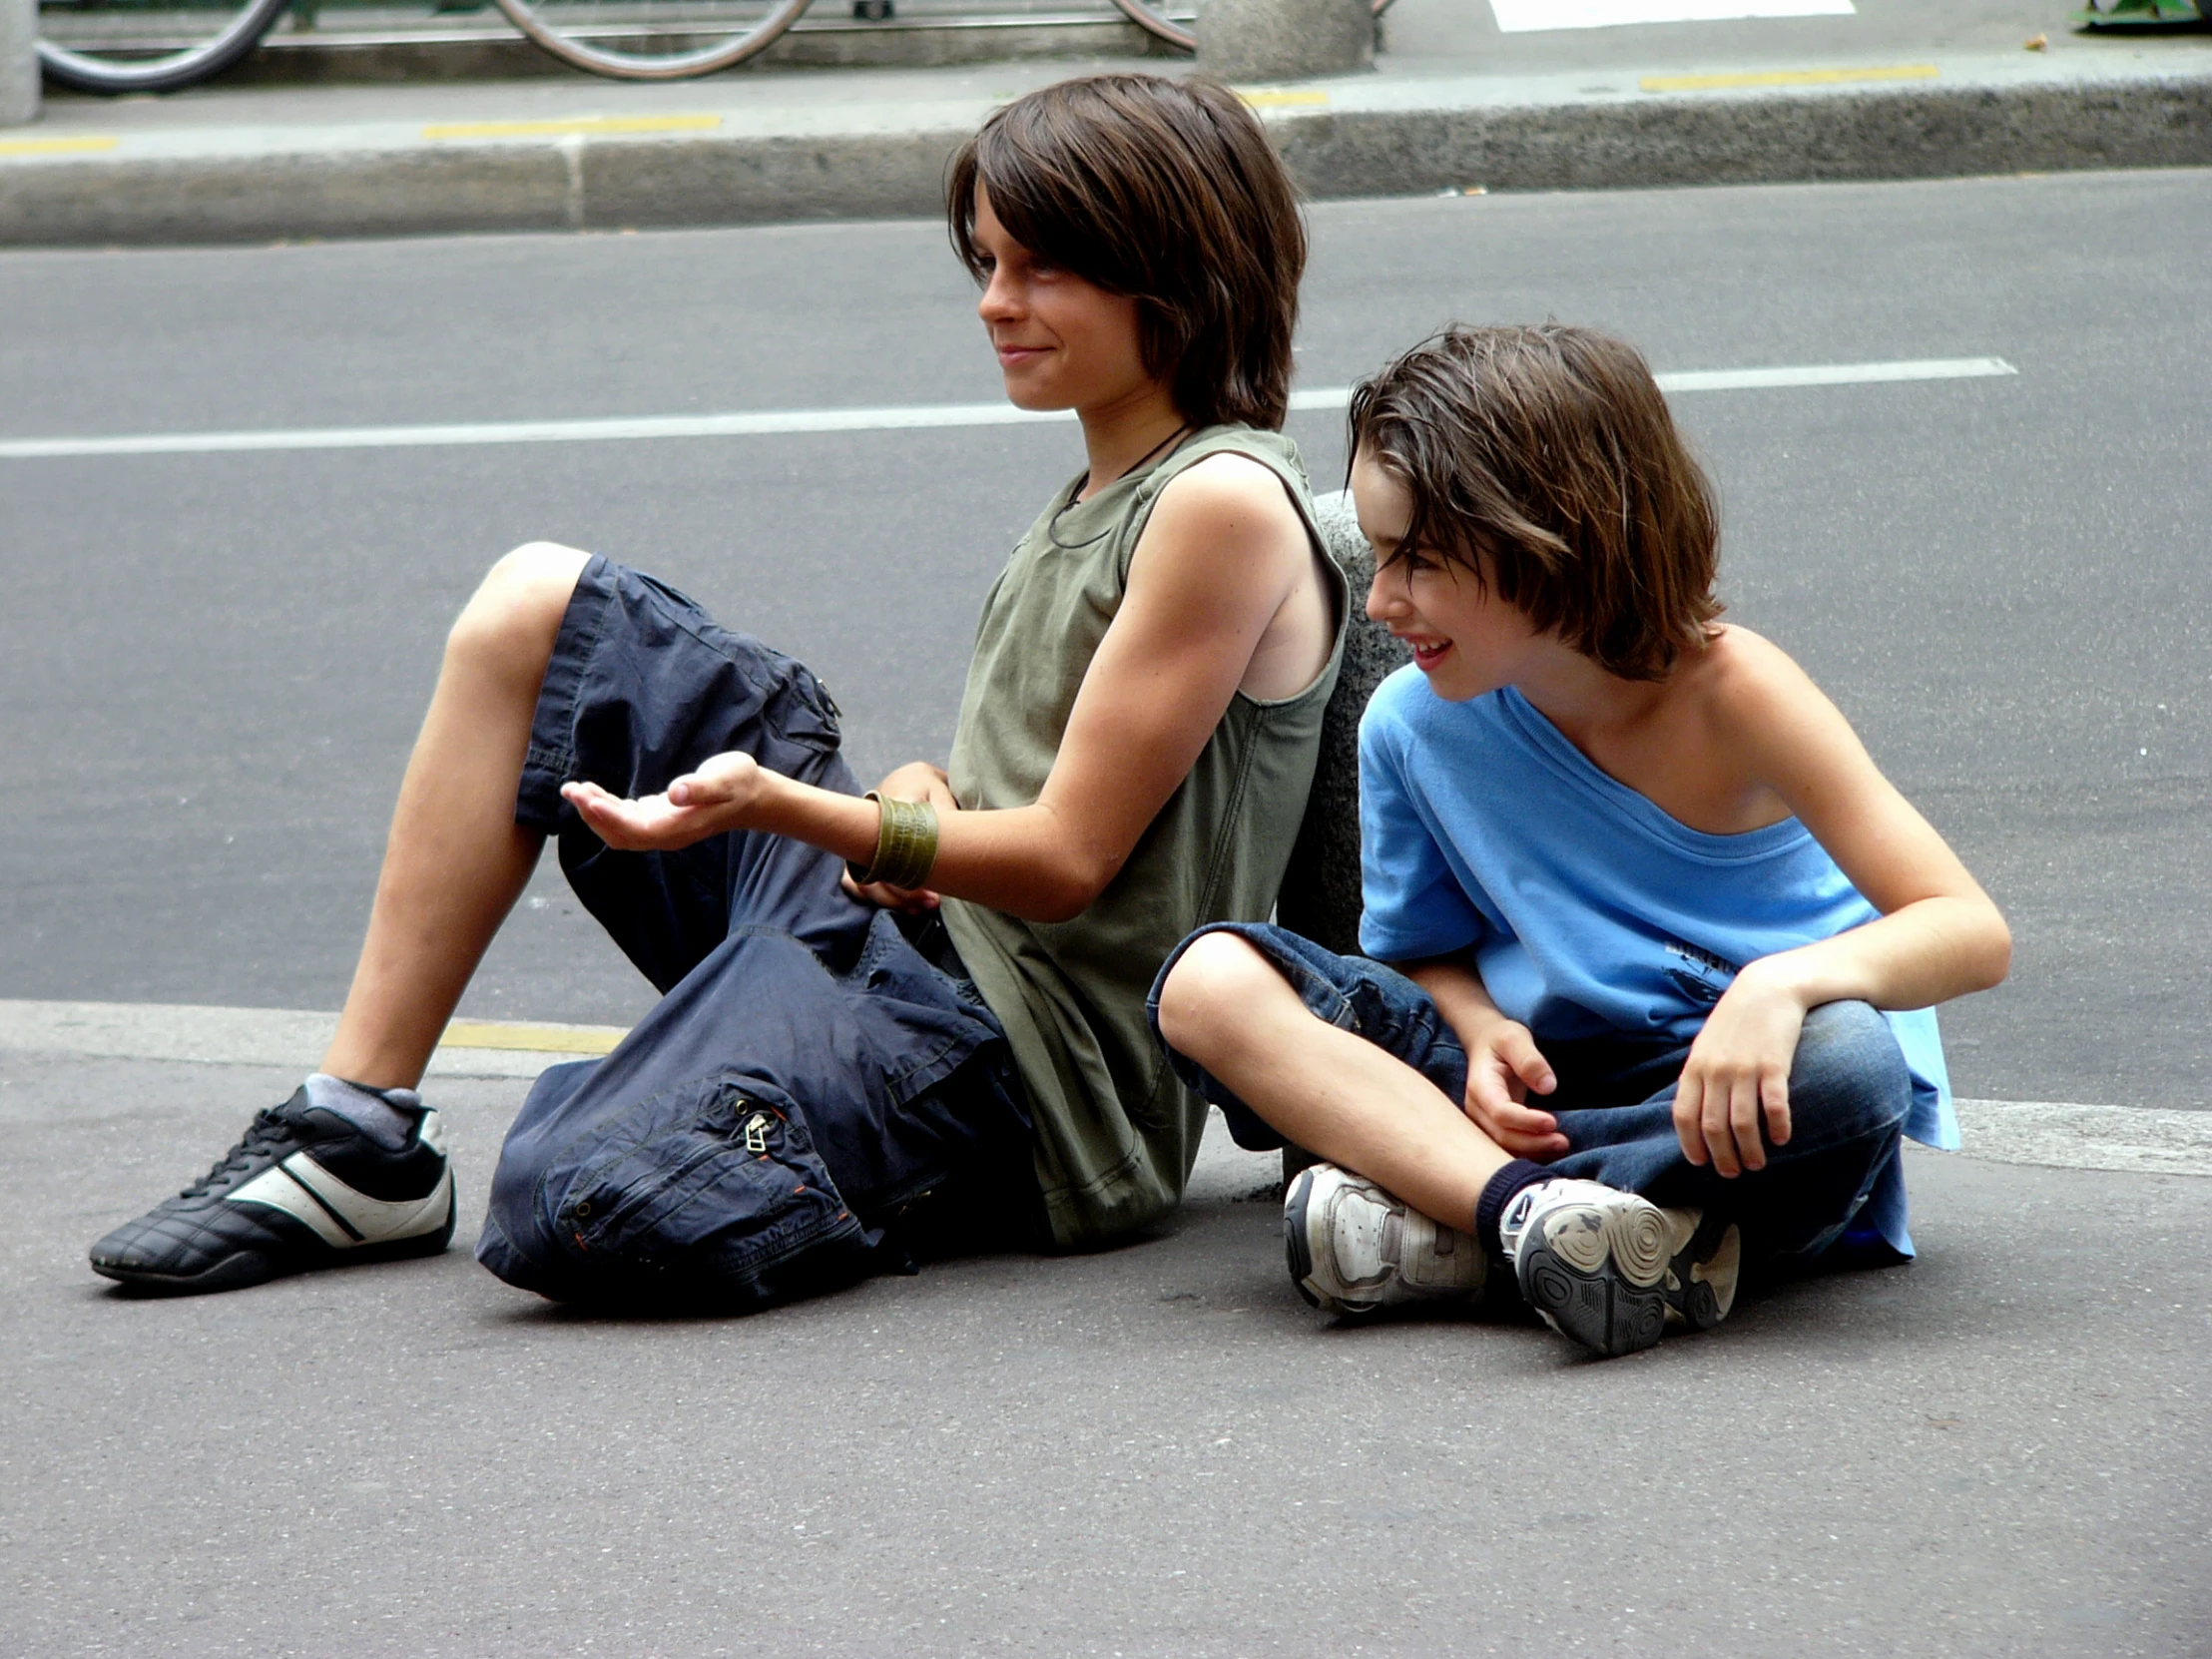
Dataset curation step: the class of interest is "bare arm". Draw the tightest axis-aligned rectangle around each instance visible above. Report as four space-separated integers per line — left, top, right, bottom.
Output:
1723 636 2011 1010
1401 955 1569 1163
1676 632 2012 1175
563 454 1317 923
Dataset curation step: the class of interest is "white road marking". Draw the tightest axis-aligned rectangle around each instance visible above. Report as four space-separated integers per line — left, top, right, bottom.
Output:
1489 0 1853 32
3 997 2199 1178
1657 356 2012 391
0 358 2015 461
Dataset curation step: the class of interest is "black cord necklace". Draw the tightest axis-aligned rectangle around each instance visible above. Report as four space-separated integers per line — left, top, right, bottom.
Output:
1050 420 1194 542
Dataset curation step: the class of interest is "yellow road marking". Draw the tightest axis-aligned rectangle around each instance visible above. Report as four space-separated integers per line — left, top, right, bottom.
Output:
421 115 723 141
1641 64 1939 93
1238 89 1330 108
439 1020 627 1055
0 136 121 157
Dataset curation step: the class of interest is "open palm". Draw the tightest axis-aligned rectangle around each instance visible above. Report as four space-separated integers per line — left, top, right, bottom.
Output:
561 752 764 851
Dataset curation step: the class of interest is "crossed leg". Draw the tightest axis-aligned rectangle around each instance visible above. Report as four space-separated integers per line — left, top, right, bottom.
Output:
320 541 592 1091
1155 930 1510 1232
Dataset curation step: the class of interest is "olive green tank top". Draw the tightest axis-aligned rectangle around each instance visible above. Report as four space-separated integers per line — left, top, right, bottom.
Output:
940 426 1348 1248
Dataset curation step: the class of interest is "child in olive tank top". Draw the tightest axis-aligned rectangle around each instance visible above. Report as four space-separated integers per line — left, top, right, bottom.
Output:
89 74 1346 1312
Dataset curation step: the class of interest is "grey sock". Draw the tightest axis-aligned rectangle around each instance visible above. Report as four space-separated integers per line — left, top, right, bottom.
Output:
302 1072 422 1152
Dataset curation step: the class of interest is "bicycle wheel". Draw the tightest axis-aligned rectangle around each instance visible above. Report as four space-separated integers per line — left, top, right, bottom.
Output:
488 0 814 80
38 0 292 94
1110 0 1393 54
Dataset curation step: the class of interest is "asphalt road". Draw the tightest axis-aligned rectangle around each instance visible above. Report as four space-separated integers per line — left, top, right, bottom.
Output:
6 168 2212 1105
3 173 2212 1657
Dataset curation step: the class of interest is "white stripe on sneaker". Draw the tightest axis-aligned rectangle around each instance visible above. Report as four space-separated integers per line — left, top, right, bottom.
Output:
279 1153 452 1244
227 1164 353 1248
228 1154 450 1247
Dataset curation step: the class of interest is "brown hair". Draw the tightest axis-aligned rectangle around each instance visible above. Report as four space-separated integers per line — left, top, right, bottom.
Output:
1349 324 1724 681
946 74 1305 431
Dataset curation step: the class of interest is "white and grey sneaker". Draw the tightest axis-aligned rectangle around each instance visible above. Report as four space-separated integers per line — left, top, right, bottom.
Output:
1657 1206 1741 1336
1285 1163 1486 1317
1499 1178 1739 1358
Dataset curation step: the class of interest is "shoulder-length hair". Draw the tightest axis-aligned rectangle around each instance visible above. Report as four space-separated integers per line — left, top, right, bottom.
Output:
946 74 1306 431
1350 324 1724 682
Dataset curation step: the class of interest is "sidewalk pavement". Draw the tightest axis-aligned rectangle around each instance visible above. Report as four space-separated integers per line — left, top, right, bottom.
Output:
3 0 2209 246
4 1032 2208 1652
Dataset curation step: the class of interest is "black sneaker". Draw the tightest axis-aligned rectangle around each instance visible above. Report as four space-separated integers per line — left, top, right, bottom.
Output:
89 1088 455 1295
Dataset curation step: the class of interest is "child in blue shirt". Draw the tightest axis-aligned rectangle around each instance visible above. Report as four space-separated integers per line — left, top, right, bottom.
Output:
1150 323 2011 1359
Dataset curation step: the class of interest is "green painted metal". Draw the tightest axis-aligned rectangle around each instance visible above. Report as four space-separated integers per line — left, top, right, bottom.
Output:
2072 0 2210 26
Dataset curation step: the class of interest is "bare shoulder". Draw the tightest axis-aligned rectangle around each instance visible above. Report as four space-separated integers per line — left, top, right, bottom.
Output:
1684 624 1873 794
1686 625 1830 725
1143 450 1307 546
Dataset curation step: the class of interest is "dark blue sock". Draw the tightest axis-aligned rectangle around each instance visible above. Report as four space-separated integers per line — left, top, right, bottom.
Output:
1475 1159 1554 1255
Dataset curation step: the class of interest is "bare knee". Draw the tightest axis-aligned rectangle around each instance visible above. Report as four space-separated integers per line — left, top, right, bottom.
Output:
446 542 592 684
1156 932 1289 1061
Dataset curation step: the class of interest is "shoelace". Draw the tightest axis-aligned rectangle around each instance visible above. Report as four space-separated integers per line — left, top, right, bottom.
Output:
179 1108 295 1199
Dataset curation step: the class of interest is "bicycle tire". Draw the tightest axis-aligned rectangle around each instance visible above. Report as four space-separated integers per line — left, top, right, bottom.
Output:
1110 0 1393 54
37 0 292 94
488 0 815 81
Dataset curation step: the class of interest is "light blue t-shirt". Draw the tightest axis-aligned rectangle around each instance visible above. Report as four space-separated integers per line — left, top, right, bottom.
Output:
1358 669 1955 1257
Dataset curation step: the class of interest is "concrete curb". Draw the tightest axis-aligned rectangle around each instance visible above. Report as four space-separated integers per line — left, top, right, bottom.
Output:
0 128 974 244
1277 74 2212 195
7 998 2210 1177
2 54 2209 248
0 997 621 1080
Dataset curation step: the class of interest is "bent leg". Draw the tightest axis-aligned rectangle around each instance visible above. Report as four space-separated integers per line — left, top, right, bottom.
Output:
467 557 1027 1309
322 542 592 1089
1547 1001 1913 1266
516 558 858 993
1154 928 1509 1231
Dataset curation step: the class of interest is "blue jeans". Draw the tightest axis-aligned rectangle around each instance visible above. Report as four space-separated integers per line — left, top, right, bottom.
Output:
473 557 1039 1310
1150 923 1912 1272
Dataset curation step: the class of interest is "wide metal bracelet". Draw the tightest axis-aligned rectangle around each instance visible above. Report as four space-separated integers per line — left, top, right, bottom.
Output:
849 791 939 890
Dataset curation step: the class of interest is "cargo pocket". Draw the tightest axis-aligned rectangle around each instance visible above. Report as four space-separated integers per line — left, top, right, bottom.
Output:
550 1074 877 1310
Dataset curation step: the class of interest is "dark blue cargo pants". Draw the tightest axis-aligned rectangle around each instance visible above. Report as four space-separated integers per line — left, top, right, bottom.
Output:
473 557 1037 1309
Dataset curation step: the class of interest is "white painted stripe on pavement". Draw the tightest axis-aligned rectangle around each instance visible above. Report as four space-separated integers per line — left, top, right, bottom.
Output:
3 997 2199 1176
0 358 2015 461
0 400 1069 460
1489 0 1854 31
1656 356 2014 392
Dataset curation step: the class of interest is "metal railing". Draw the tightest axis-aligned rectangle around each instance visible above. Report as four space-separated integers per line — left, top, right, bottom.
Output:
35 0 1204 91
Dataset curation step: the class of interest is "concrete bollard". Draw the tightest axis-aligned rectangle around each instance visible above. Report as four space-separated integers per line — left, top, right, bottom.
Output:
1278 490 1406 963
0 0 36 128
1274 489 1403 1183
1196 0 1373 82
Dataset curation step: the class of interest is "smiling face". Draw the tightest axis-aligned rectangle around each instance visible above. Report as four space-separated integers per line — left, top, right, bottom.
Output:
970 184 1159 416
1354 446 1545 703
